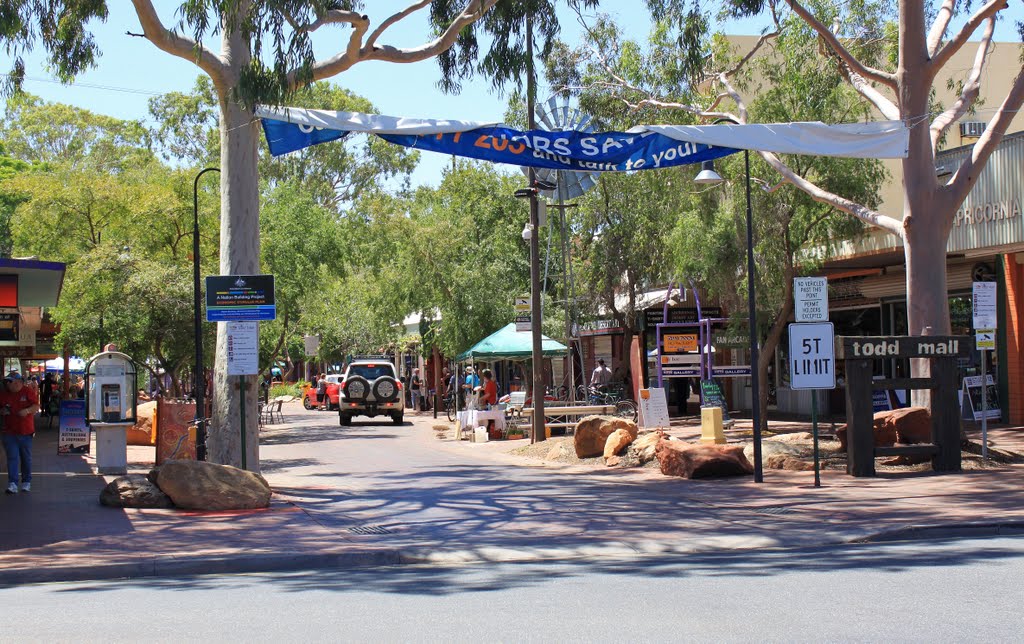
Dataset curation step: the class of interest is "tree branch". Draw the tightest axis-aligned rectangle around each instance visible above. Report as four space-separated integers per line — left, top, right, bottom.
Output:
926 0 957 57
760 149 904 236
930 0 1008 73
365 0 432 50
298 0 498 84
784 0 896 89
930 18 994 154
949 65 1024 204
357 0 500 64
129 0 226 86
286 9 368 34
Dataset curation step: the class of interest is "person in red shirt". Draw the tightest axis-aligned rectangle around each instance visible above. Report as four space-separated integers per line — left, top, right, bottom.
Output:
2 371 40 494
479 369 498 408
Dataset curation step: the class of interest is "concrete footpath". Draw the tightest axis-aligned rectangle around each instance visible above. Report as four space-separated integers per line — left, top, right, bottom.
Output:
1 405 1023 586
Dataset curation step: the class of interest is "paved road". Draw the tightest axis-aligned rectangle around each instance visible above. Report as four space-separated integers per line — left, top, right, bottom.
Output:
258 407 813 558
6 536 1022 642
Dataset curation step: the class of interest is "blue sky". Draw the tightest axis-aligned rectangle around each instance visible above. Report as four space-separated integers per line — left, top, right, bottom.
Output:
14 2 1024 187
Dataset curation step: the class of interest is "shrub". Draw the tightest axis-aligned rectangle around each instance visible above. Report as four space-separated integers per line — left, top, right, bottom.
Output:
270 382 303 398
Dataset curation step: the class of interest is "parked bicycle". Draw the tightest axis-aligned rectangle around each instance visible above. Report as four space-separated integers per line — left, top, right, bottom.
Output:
575 383 637 422
445 391 458 422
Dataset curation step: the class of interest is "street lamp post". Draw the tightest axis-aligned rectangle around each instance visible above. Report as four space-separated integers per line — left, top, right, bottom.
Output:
693 132 763 483
192 167 219 461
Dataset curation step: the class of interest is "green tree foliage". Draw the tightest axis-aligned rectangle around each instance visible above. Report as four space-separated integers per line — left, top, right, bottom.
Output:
403 162 530 358
0 93 151 170
0 141 33 257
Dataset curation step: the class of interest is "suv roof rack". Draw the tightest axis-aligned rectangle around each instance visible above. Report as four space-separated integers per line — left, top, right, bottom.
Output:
352 354 390 361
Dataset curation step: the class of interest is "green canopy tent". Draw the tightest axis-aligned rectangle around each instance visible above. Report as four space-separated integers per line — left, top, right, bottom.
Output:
457 323 567 361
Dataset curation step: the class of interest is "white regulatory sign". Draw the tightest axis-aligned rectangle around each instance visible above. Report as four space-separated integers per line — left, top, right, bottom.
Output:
972 281 997 329
788 322 836 390
226 321 259 376
794 277 829 322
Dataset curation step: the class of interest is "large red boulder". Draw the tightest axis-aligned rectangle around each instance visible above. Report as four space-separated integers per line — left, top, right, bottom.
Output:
655 440 753 479
836 414 897 450
574 416 638 458
882 406 932 444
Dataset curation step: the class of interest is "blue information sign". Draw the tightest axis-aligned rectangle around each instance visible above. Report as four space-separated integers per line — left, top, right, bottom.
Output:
205 275 276 322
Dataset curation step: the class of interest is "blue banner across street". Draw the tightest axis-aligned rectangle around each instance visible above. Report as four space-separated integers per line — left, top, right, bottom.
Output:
261 119 737 171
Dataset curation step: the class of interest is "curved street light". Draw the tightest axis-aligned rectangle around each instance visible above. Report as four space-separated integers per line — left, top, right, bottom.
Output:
192 167 219 461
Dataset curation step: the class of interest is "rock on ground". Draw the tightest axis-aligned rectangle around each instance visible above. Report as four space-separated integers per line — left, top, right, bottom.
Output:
574 416 638 458
765 453 816 471
744 440 804 464
603 428 634 466
836 415 897 450
128 401 158 446
879 406 932 444
655 440 753 479
156 460 272 511
630 431 666 464
100 474 174 509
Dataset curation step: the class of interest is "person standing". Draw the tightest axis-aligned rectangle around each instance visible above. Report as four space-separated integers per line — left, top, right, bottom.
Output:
480 369 498 409
316 374 328 411
2 371 40 494
410 368 423 413
590 359 612 392
40 373 54 417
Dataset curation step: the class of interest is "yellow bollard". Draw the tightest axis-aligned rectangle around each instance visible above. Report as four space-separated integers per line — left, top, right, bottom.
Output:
700 407 727 445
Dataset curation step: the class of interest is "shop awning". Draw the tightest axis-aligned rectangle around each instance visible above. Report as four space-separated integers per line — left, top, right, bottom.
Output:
0 258 67 307
457 323 568 361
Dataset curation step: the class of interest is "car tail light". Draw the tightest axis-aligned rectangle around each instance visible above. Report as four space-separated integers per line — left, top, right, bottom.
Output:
350 403 357 407
397 381 403 390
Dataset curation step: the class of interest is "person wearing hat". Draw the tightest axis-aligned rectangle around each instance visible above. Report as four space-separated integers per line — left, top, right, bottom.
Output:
1 371 40 494
461 366 480 410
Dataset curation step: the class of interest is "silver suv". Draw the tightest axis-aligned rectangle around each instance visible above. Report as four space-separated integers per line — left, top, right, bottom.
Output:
338 358 404 425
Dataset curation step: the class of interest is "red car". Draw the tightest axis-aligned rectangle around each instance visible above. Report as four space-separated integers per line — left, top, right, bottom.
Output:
303 374 343 410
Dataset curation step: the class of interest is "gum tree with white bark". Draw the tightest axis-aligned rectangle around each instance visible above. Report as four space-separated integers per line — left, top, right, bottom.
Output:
2 0 502 470
580 0 1024 410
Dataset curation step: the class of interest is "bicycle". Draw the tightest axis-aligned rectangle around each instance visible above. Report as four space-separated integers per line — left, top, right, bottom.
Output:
578 384 638 422
444 391 458 422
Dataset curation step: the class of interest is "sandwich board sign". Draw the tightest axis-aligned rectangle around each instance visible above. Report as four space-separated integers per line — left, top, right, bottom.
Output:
638 388 671 429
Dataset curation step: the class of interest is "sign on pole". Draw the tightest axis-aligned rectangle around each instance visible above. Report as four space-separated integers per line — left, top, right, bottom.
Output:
972 280 997 332
226 321 259 376
793 277 829 322
514 295 531 332
206 274 277 322
788 322 836 390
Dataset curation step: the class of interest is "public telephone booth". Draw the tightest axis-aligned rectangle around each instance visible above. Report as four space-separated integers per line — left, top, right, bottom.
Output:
85 350 138 474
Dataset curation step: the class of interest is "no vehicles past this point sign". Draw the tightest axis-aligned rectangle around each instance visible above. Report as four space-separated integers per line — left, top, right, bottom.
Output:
788 322 835 390
794 277 829 322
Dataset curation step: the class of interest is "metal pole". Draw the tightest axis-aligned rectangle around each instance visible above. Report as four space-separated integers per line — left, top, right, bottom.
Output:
192 167 219 461
981 353 988 459
527 14 546 444
743 148 764 483
239 376 247 470
812 390 820 487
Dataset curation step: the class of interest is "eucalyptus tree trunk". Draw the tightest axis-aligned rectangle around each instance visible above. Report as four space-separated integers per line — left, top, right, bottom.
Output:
207 23 261 471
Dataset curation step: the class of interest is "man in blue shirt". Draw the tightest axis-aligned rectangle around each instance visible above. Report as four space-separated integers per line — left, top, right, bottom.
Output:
462 366 480 409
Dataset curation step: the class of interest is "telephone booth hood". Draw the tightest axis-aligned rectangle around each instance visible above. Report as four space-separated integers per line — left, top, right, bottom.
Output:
85 351 138 424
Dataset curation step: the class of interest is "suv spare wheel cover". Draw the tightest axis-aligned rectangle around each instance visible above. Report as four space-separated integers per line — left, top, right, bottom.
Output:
344 376 369 400
373 377 398 402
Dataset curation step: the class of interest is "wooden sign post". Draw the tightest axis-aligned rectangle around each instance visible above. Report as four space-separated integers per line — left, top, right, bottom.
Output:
837 336 968 477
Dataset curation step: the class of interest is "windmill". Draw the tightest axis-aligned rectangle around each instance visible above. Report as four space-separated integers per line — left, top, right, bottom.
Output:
524 95 600 401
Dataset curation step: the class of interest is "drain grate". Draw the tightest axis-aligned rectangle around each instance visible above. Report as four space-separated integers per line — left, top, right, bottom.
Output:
348 525 394 535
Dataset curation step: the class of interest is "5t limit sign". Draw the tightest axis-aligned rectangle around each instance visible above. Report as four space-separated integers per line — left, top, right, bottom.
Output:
788 322 836 390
